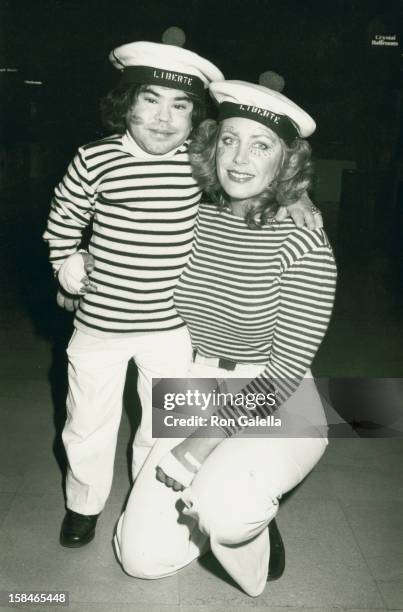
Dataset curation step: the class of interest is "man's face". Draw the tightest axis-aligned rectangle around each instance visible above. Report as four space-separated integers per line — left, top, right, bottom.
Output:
126 85 194 155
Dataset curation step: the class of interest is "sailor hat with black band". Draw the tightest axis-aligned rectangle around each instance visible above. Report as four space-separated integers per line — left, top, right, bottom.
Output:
110 41 224 98
209 80 316 144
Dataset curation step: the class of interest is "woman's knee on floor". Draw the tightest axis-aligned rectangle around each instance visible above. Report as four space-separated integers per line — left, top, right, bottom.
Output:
119 516 192 580
120 542 178 579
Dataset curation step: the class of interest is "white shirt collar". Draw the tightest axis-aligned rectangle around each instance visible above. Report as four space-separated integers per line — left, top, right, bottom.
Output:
122 130 188 159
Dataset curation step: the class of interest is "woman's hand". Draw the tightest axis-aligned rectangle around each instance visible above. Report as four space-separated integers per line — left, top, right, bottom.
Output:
275 192 323 230
156 426 226 491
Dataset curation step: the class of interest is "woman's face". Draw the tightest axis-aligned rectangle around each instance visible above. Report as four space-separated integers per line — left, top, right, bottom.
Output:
216 117 283 202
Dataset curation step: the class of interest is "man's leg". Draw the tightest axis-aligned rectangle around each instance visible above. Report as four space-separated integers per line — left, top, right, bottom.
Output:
131 326 192 479
63 330 130 515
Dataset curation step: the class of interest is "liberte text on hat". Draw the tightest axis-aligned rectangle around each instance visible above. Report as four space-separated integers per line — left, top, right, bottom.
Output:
110 41 224 98
210 80 316 143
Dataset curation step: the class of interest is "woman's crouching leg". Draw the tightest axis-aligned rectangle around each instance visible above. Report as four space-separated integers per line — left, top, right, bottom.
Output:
180 438 283 596
180 435 326 597
181 483 276 596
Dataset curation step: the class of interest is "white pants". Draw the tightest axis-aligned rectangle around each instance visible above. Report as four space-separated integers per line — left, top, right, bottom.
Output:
63 326 192 514
115 362 328 597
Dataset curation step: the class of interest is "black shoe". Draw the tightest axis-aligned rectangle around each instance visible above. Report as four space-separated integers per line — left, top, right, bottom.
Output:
60 510 99 548
267 518 285 581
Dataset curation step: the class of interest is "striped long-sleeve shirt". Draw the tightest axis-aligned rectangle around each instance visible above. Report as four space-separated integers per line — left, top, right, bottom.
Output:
43 134 202 336
174 202 337 435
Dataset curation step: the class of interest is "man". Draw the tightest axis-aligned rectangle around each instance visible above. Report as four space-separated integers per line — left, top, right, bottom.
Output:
43 41 322 548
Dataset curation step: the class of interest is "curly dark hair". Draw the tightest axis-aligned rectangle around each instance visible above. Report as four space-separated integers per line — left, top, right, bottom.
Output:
100 84 207 135
189 119 314 229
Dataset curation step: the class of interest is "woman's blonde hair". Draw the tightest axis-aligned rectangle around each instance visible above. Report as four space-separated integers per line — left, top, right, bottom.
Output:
189 119 314 229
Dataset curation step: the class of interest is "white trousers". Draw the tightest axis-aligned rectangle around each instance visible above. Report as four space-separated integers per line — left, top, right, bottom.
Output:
115 362 328 597
63 326 192 514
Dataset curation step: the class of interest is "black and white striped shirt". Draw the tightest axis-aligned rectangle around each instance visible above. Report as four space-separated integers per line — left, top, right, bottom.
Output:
174 202 337 435
43 134 202 336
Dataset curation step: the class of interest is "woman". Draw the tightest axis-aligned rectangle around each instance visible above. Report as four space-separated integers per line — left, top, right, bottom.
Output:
114 80 337 597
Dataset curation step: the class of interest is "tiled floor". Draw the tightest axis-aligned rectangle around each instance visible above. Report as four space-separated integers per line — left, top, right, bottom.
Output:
1 302 403 612
1 182 403 611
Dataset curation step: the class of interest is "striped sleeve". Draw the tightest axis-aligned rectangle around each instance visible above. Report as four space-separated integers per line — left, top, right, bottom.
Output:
43 147 96 272
215 243 337 435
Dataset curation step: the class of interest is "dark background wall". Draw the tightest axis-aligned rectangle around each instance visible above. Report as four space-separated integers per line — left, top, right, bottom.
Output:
1 0 402 379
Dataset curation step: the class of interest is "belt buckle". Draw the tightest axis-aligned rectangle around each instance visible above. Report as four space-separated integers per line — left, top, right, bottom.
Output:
218 357 237 371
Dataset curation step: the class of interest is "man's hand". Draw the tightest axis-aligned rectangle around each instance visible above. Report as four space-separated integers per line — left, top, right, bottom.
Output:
275 192 323 230
56 251 97 311
57 251 97 309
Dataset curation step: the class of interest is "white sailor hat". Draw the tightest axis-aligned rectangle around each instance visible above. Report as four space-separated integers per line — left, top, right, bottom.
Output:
110 41 224 98
209 80 316 143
